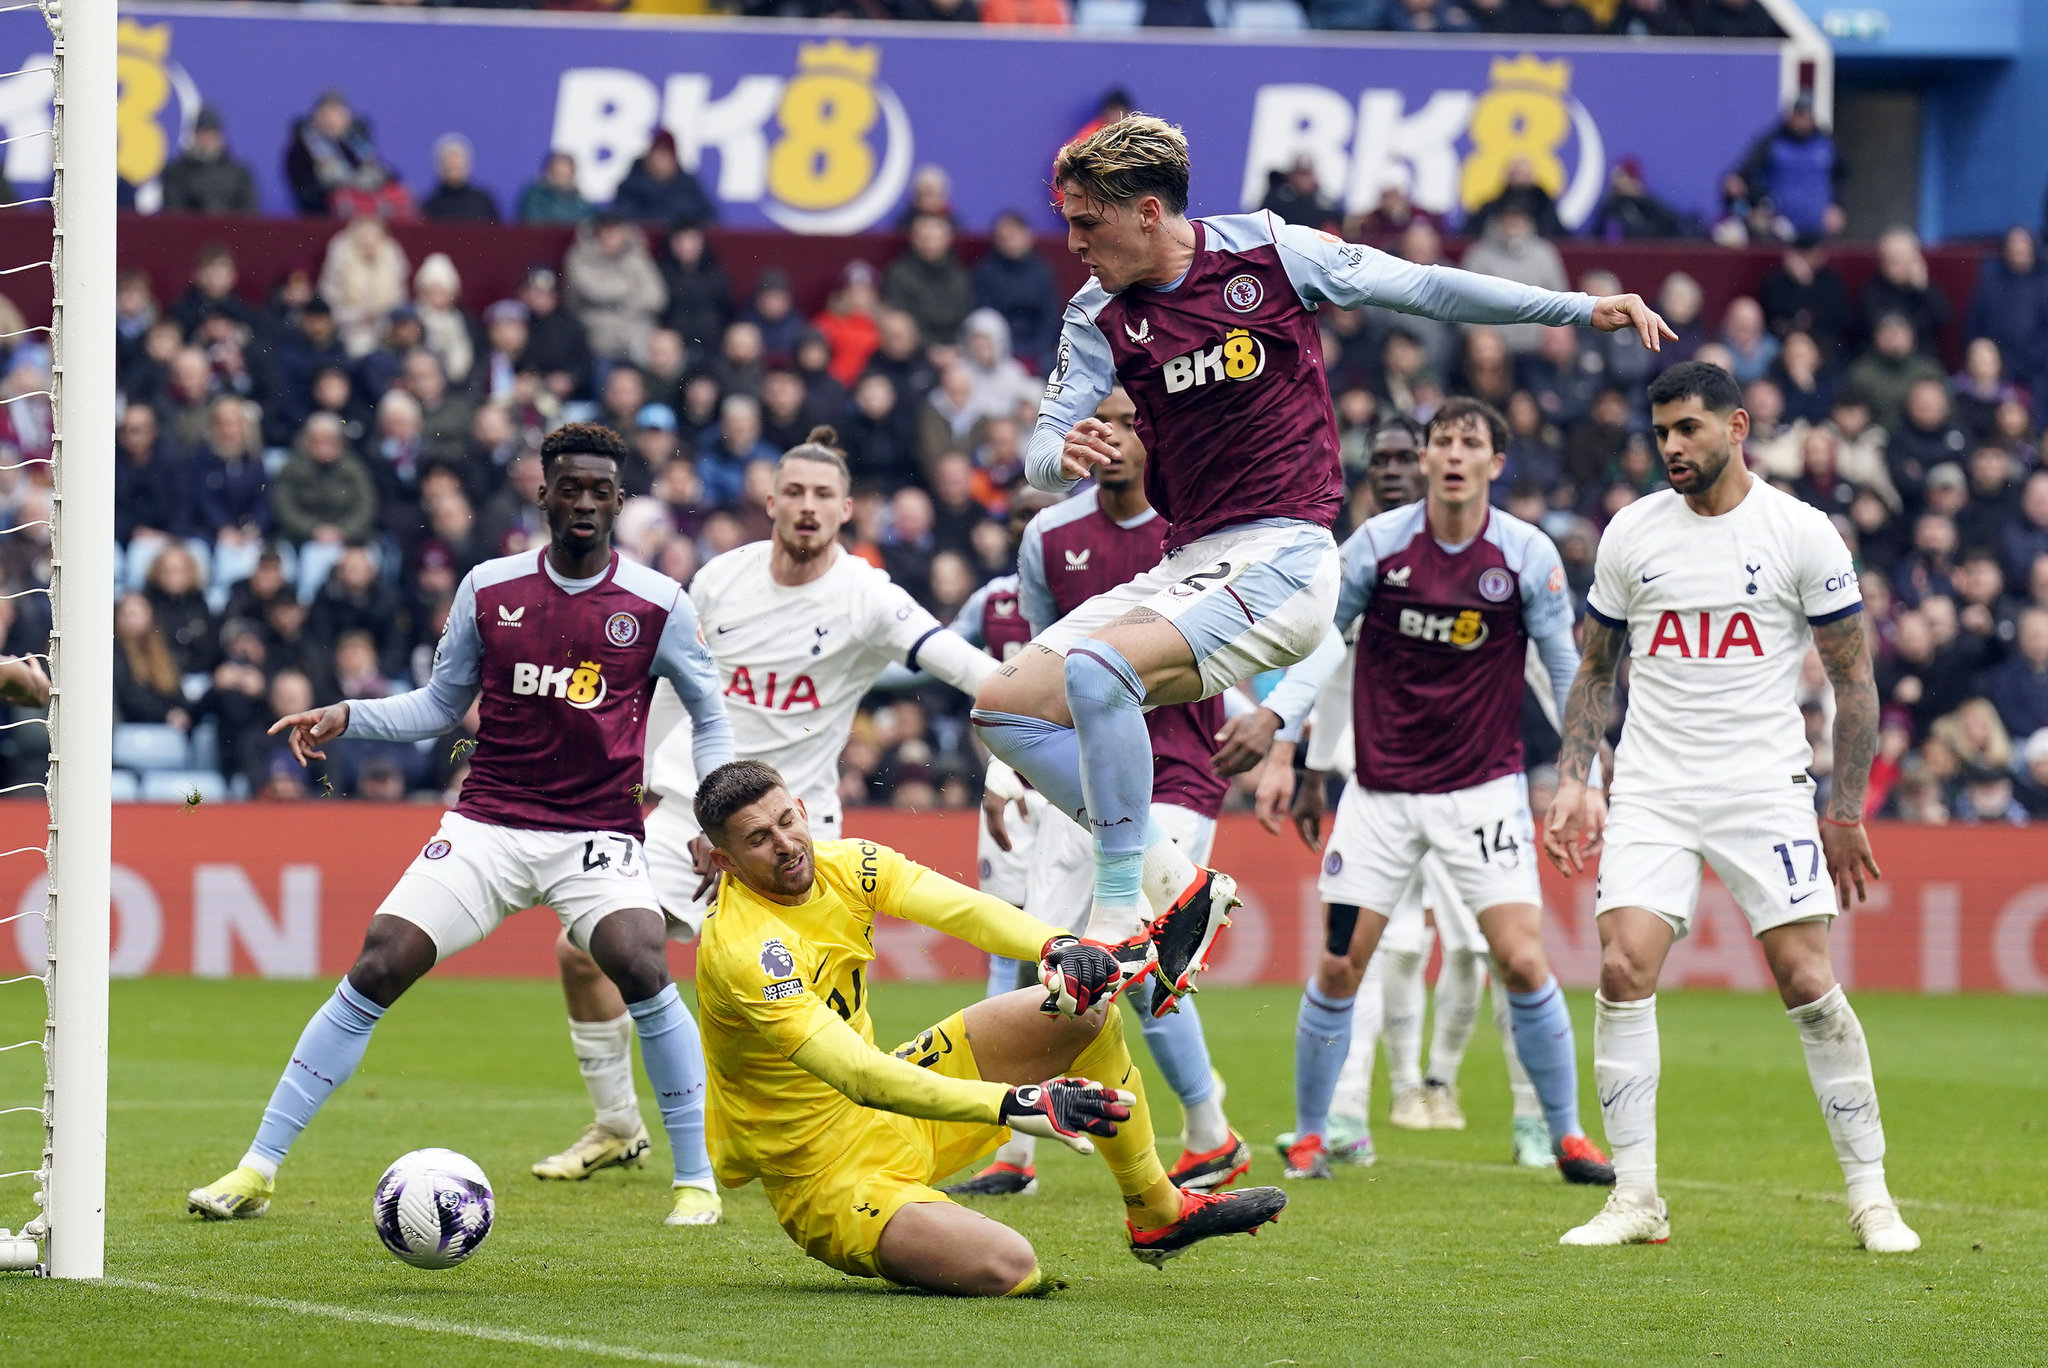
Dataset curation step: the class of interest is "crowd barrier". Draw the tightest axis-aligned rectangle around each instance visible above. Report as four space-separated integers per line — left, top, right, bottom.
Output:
1 804 2042 992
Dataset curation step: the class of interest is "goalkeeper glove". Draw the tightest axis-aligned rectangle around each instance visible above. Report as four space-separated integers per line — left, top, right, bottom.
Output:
1038 934 1155 1017
999 1077 1135 1153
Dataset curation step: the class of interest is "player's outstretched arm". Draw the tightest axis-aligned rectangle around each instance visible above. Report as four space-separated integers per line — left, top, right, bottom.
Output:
1588 294 1679 351
267 702 351 765
1542 617 1625 876
1812 615 1884 908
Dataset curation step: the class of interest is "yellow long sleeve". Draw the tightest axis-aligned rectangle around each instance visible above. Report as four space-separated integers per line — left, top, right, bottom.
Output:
890 866 1064 962
789 1014 1008 1125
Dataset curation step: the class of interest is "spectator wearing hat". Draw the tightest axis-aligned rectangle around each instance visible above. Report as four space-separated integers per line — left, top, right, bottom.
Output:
1259 157 1341 233
285 90 408 219
973 210 1060 370
884 213 975 347
420 134 499 223
479 300 530 403
160 106 257 216
632 403 679 488
611 131 715 225
741 269 803 363
657 219 734 356
268 296 348 441
411 253 485 391
1953 765 2027 824
564 214 667 362
1729 94 1844 241
517 151 592 226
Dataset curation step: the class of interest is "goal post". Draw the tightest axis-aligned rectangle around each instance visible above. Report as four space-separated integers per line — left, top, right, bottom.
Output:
42 0 115 1281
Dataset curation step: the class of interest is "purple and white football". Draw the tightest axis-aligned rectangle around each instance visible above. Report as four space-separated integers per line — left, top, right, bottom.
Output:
372 1148 494 1269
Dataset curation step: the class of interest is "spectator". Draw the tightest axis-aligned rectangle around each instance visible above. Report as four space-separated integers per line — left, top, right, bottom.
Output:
1931 696 2015 781
1646 271 1705 368
284 90 407 219
696 394 778 508
884 213 975 347
611 131 715 225
1729 94 1844 241
928 452 987 553
1742 378 1806 481
1516 0 1595 33
1953 765 2026 824
317 215 409 359
972 211 1060 369
1824 391 1899 509
401 349 476 471
759 369 813 452
159 106 258 216
117 374 191 535
1260 157 1340 232
113 593 190 730
309 545 405 671
1958 443 2022 555
881 487 938 602
957 309 1038 424
1771 329 1836 426
1384 0 1476 32
1847 313 1945 434
656 219 735 356
1453 327 1516 410
2016 728 2048 816
895 165 955 231
1890 503 1960 609
517 151 592 226
1606 0 1692 35
1791 425 1857 520
142 544 217 676
895 0 980 22
477 300 530 404
169 245 258 337
1467 158 1565 240
1590 157 1684 240
411 253 484 390
2003 470 2048 585
1562 385 1631 492
517 267 594 397
743 269 803 362
1719 296 1779 385
840 373 920 491
1499 391 1563 494
921 364 987 474
1886 378 1968 507
479 451 546 557
274 412 378 547
1459 205 1568 353
1952 338 2023 444
1759 239 1853 362
794 328 851 424
1518 325 1598 430
711 320 768 400
1352 184 1437 238
267 296 348 442
419 134 499 223
153 345 216 455
1697 0 1782 38
1141 0 1213 26
596 365 648 445
1966 227 2048 398
564 214 667 361
815 260 884 386
863 308 938 408
1862 228 1953 355
191 395 269 544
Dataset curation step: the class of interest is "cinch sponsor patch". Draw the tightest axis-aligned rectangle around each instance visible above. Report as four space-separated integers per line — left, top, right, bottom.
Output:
763 979 804 1001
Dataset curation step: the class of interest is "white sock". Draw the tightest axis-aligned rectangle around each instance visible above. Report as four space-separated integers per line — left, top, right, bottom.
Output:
993 1132 1036 1169
569 1014 642 1137
1494 969 1542 1122
1787 985 1892 1210
1426 946 1486 1084
1332 954 1384 1119
1382 947 1427 1093
239 1151 279 1182
1140 835 1200 917
1594 994 1660 1202
1182 1092 1231 1153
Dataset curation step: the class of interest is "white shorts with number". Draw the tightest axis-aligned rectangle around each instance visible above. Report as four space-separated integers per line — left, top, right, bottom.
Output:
1596 787 1835 939
1377 853 1488 957
976 798 1035 908
1023 799 1219 942
379 811 655 960
1317 773 1540 918
644 791 843 942
1032 520 1339 698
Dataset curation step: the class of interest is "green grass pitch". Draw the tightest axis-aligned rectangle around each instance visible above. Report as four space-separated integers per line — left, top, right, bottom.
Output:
1 976 2043 1365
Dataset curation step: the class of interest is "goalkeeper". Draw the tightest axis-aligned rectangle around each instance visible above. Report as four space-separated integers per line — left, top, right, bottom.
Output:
691 760 1286 1295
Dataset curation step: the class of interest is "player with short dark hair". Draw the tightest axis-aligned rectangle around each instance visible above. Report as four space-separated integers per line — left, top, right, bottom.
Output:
689 761 1286 1293
971 114 1673 1025
1544 360 1915 1251
188 422 735 1226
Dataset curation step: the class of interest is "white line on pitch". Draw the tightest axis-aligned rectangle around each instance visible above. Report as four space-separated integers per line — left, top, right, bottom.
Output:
1388 1155 2046 1222
103 1278 768 1368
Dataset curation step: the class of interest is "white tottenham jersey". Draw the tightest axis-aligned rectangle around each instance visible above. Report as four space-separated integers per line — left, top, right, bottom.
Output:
1586 480 1861 801
646 543 945 813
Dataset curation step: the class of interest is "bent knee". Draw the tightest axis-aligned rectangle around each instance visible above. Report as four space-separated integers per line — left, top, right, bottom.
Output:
1598 946 1658 1002
555 928 602 976
1774 961 1838 1009
969 1233 1040 1297
1315 954 1363 998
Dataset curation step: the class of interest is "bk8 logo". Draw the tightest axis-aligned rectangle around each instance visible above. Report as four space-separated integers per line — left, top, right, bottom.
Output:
1162 329 1267 395
1398 607 1488 650
511 660 609 709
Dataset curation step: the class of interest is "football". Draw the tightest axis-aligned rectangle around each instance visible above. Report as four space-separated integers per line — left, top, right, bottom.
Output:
371 1148 495 1270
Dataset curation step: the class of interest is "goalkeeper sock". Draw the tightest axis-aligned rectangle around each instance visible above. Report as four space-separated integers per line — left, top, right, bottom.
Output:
568 1013 641 1138
1293 982 1355 1142
1507 977 1584 1143
627 984 712 1190
1426 946 1486 1084
1594 993 1660 1201
1062 643 1153 918
246 978 384 1172
1067 1003 1172 1224
1788 986 1893 1210
1496 969 1542 1122
1381 946 1427 1093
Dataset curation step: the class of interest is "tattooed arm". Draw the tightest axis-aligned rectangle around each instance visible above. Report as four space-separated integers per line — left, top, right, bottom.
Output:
1542 616 1627 875
1812 613 1884 907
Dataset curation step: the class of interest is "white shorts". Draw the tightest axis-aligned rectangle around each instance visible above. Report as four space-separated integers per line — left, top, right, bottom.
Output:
644 790 842 942
379 811 654 960
1032 521 1339 697
976 798 1035 908
1376 853 1486 958
1596 787 1836 939
1317 773 1540 918
1022 799 1219 942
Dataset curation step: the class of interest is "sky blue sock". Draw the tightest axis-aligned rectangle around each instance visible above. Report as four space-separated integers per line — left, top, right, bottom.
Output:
628 983 712 1188
987 954 1027 999
1507 978 1583 1143
1294 983 1355 1141
249 978 384 1167
1063 643 1153 905
1138 998 1216 1107
969 708 1086 820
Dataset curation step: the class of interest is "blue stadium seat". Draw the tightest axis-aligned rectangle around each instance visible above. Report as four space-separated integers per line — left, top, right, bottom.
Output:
109 769 140 803
111 723 192 773
1074 0 1142 27
139 770 226 805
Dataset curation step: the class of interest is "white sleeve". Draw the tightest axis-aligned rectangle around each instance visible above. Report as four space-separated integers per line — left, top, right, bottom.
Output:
1302 653 1354 774
652 592 733 779
1585 524 1633 630
947 582 994 648
1272 221 1595 327
1796 509 1864 624
349 573 481 742
1267 627 1346 741
912 627 998 697
1026 309 1116 493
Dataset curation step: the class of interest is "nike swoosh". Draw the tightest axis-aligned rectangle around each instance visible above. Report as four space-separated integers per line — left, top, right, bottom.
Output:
1790 890 1820 904
715 625 736 634
1641 571 1670 583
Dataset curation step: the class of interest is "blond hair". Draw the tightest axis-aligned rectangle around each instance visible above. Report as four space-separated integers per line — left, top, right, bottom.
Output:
1053 114 1189 215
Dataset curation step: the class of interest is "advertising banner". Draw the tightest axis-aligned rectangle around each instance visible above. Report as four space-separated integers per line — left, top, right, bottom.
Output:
0 5 1782 233
2 805 2043 993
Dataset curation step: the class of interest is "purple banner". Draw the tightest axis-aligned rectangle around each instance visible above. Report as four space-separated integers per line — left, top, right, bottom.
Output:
0 5 1782 233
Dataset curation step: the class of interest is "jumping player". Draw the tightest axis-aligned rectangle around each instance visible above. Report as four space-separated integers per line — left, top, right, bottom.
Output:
1543 362 1916 1251
1252 398 1613 1185
948 387 1251 1198
531 430 1004 1204
690 759 1286 1294
187 424 733 1225
971 115 1672 1003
